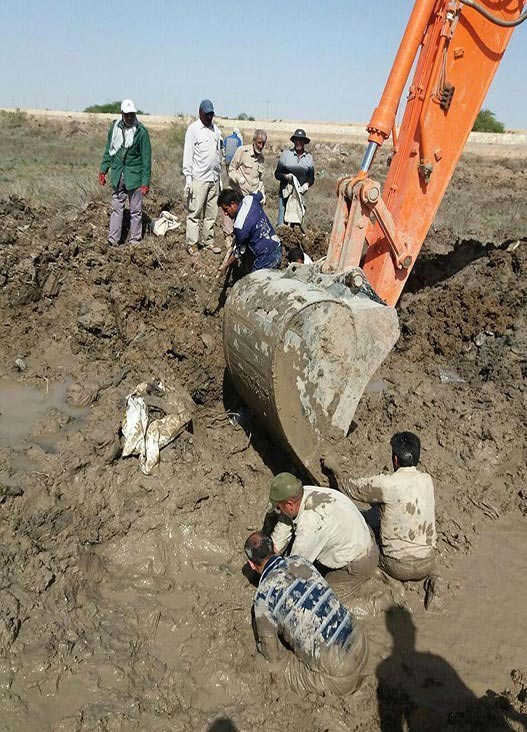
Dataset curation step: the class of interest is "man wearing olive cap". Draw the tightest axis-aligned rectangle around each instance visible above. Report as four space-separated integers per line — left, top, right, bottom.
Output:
274 128 314 226
268 472 379 593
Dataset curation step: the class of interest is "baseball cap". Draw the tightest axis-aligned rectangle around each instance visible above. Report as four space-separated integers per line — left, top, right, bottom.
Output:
121 99 137 114
199 99 215 114
269 472 303 506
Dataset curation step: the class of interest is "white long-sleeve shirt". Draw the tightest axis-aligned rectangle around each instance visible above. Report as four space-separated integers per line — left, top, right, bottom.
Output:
271 485 373 569
337 466 436 560
182 119 222 182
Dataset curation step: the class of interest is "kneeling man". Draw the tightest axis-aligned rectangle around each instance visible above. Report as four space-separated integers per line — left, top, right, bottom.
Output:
245 531 368 696
327 431 437 581
268 472 379 592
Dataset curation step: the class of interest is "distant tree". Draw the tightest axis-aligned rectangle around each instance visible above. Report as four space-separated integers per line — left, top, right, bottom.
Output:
84 101 148 115
472 109 505 133
236 112 255 121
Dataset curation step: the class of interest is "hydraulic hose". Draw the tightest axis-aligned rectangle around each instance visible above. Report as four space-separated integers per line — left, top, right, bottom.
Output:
459 0 527 27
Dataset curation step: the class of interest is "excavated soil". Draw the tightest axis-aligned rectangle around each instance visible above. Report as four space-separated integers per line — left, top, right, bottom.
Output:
0 161 526 732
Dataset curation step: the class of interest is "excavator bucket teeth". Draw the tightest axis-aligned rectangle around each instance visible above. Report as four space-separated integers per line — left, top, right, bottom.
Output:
223 264 399 479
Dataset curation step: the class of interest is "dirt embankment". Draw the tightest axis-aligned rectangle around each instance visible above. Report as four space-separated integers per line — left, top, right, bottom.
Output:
0 157 526 732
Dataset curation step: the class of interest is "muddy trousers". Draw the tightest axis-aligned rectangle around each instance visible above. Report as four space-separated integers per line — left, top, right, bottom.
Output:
380 551 436 582
110 176 142 244
186 179 219 248
281 626 368 697
325 540 380 595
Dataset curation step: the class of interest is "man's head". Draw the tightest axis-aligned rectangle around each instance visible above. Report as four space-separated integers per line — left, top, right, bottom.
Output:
286 247 305 264
252 128 267 155
244 531 275 574
269 472 303 519
290 128 310 155
121 99 137 127
199 99 215 127
218 188 243 219
390 431 421 470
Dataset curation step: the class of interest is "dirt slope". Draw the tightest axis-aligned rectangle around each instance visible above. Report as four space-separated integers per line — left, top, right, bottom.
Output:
0 170 525 732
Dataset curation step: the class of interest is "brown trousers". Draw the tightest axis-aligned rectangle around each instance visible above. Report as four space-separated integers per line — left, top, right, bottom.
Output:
380 551 436 581
324 540 380 594
281 626 368 697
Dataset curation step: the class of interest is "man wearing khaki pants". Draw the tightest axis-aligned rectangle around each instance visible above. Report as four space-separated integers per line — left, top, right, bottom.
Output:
182 99 222 255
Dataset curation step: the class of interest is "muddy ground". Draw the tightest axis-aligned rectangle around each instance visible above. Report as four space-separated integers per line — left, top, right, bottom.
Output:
0 118 526 732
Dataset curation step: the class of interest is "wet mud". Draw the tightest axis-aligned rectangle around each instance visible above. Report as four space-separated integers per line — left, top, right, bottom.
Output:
0 177 525 732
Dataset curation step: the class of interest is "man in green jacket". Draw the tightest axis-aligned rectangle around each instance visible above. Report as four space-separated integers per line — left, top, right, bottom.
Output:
99 99 152 245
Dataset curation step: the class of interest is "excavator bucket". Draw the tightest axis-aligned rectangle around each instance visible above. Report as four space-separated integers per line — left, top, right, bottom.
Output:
223 263 399 479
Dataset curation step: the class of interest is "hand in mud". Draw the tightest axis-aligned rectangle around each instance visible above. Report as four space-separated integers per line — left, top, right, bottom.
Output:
320 453 341 476
141 185 149 196
99 172 106 186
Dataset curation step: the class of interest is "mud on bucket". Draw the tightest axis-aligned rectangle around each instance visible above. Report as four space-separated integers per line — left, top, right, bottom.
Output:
223 265 399 479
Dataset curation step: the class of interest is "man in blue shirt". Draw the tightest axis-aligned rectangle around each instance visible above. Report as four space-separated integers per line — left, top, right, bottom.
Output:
244 531 368 696
218 189 282 275
223 128 243 166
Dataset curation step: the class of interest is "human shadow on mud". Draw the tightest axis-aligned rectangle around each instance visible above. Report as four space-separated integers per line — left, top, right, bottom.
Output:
207 718 238 732
405 239 501 293
222 369 292 478
117 209 152 244
377 606 527 732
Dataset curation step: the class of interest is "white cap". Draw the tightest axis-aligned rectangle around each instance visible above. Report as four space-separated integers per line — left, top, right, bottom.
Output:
121 99 137 114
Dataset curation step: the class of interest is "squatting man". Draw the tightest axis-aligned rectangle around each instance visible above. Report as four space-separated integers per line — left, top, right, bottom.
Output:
267 472 379 592
324 431 437 581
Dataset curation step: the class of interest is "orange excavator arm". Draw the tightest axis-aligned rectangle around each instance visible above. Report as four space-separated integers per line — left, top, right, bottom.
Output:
223 0 526 479
325 0 526 306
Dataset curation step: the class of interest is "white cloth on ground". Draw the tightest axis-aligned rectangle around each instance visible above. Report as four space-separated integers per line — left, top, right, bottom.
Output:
122 380 193 474
153 210 181 237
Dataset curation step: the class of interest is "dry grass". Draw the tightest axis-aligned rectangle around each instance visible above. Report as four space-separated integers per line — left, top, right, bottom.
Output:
1 110 525 243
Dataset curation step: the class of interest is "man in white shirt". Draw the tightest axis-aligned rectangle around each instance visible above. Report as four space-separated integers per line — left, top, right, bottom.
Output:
182 99 222 255
268 472 379 594
324 432 437 581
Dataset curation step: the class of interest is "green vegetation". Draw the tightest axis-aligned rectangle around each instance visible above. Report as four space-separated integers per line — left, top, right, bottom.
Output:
166 120 186 148
0 109 28 128
473 109 505 133
236 112 255 121
84 101 148 115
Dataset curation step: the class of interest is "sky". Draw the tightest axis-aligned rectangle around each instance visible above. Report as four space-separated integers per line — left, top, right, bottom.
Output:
0 0 525 129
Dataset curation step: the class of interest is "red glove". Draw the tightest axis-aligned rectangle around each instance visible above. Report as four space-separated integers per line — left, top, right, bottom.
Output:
99 172 106 186
141 185 149 196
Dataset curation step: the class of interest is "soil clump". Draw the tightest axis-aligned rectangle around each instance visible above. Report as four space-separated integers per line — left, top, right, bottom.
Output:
0 141 526 731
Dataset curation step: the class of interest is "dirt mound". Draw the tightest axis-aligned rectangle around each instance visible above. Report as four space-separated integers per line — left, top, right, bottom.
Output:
0 190 525 731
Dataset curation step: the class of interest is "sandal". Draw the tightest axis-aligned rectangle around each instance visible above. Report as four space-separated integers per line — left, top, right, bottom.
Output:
186 245 197 256
204 244 222 254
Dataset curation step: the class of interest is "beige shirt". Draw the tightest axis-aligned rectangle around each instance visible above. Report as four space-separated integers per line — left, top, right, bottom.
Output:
271 485 373 569
339 467 436 560
228 144 265 196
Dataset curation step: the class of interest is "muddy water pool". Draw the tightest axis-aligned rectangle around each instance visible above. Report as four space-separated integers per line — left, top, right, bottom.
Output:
0 379 88 454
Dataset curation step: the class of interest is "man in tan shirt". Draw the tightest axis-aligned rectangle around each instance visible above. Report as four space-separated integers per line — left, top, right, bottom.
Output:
325 432 436 582
222 129 267 247
268 472 379 593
